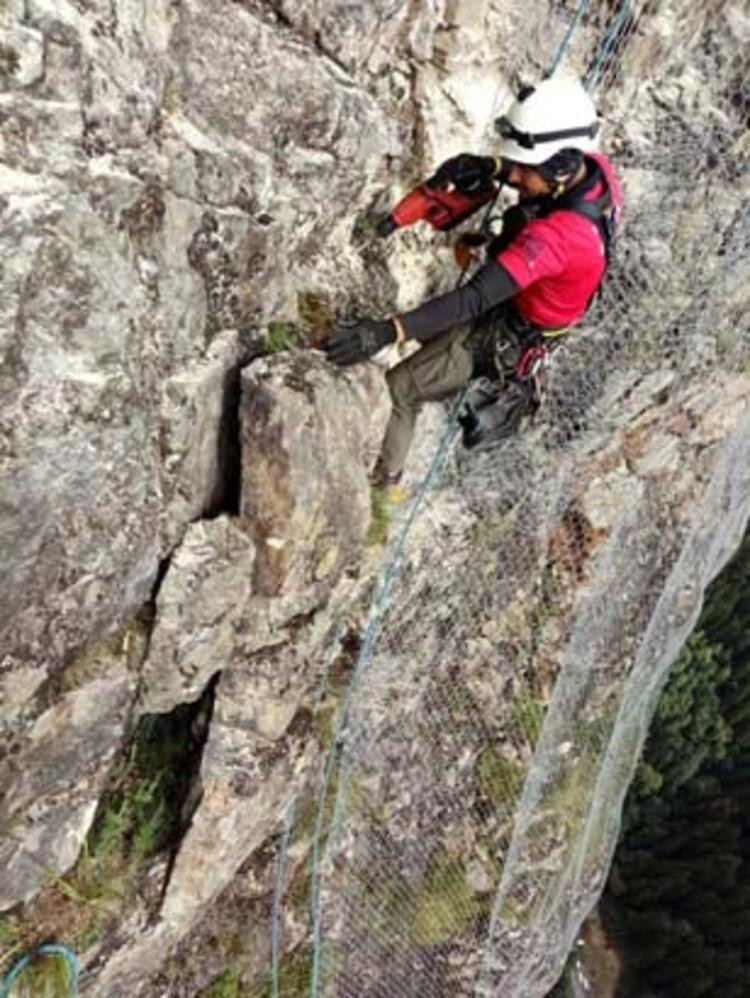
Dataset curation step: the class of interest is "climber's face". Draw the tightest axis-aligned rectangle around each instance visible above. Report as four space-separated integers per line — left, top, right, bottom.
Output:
506 162 552 199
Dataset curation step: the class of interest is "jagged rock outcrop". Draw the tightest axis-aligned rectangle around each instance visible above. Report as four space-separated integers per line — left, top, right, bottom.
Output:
82 350 387 995
2 0 513 919
140 352 384 714
0 0 402 910
0 653 139 910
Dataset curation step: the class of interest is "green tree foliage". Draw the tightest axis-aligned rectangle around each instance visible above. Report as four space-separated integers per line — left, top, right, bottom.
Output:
606 533 750 997
623 633 730 832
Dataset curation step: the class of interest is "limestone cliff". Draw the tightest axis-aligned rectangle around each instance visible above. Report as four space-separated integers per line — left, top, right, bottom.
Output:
1 0 748 996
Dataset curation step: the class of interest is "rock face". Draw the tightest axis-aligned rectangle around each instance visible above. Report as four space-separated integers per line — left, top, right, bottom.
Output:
140 351 383 715
0 664 137 909
241 353 377 596
302 366 750 996
0 0 398 911
0 0 748 996
88 351 387 996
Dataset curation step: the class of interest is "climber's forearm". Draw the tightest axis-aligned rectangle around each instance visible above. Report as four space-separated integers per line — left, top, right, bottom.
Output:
398 261 519 343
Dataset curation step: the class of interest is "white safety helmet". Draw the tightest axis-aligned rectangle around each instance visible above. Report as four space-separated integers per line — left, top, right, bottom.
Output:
495 76 600 166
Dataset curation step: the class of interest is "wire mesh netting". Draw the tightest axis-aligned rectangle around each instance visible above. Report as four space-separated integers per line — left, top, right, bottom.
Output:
271 1 750 995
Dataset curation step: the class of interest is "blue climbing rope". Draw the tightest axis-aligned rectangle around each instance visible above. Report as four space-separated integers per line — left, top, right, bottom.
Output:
546 0 591 78
271 802 296 998
0 944 79 998
306 1 627 988
585 0 633 91
309 394 464 995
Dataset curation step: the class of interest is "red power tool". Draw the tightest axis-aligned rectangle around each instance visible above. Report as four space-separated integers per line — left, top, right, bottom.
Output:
378 180 500 237
394 181 498 230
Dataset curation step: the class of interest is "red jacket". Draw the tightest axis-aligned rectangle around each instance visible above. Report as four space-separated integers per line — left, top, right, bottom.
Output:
497 153 623 328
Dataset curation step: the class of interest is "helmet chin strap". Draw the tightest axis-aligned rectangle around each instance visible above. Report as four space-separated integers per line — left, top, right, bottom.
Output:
551 171 578 198
538 153 587 197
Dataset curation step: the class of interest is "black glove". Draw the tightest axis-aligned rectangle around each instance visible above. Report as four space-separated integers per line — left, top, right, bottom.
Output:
375 214 398 238
427 154 500 194
322 319 396 367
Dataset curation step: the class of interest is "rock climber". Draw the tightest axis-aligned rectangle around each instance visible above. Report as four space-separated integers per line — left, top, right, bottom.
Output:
322 75 623 492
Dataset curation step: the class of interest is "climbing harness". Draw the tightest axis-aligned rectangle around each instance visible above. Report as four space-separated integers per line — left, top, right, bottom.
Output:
461 324 568 449
552 153 623 267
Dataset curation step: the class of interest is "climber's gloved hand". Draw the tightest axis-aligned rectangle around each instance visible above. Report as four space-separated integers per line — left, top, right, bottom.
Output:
375 213 398 238
427 154 503 194
322 319 396 367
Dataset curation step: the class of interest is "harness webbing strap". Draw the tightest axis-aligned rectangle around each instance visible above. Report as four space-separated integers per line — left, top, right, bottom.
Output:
551 162 615 265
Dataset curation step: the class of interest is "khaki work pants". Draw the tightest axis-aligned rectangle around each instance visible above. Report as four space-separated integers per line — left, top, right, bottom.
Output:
377 323 474 480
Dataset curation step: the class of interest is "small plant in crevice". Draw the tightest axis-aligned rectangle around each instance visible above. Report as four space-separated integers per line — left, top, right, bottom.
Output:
366 487 390 547
79 695 214 897
4 687 216 962
297 290 335 348
261 320 301 355
260 291 335 357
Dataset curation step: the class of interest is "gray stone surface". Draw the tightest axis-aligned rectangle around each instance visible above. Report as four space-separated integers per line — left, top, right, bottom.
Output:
140 350 385 714
0 0 401 910
138 516 258 714
0 659 138 907
240 351 378 596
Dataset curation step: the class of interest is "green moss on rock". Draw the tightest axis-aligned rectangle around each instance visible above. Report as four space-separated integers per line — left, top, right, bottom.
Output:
267 946 313 998
366 486 390 547
206 946 314 998
410 850 490 947
476 745 524 811
509 685 545 746
200 966 246 997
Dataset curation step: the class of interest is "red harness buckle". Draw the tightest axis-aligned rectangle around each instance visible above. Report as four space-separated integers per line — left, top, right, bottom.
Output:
515 344 548 381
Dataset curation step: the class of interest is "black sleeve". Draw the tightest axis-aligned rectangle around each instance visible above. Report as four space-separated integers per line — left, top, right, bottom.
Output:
399 261 519 343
